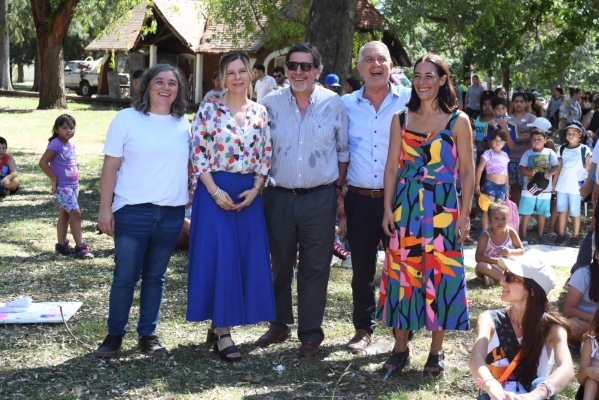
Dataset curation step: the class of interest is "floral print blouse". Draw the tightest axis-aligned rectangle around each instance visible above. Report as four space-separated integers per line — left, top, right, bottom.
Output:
191 100 272 179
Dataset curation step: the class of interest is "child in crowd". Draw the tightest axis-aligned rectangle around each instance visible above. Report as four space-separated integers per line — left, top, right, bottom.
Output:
474 202 524 286
519 119 560 245
473 91 495 158
39 114 93 259
483 97 518 157
578 298 599 400
0 136 19 197
475 129 510 231
334 185 351 268
554 120 592 247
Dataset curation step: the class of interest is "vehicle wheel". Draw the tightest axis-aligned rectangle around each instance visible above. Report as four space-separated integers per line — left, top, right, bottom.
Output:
80 82 92 97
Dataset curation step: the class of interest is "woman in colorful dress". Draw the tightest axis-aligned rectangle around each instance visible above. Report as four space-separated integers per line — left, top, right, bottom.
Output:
379 53 474 378
187 51 274 362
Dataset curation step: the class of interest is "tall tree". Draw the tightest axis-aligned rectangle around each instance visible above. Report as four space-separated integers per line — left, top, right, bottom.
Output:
304 0 359 79
203 0 361 85
30 0 78 109
0 0 12 90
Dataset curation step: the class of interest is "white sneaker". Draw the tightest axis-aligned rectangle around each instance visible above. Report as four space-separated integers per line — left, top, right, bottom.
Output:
341 258 352 269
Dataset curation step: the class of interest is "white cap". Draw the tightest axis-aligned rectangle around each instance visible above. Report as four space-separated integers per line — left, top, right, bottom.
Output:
526 117 552 133
498 254 556 295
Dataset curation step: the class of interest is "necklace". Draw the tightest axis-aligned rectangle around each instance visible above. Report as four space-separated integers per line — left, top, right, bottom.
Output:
508 308 522 329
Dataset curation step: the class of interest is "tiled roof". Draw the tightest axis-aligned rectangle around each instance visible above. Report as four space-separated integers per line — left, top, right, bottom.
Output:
198 17 265 55
85 0 203 52
85 2 147 52
355 0 385 30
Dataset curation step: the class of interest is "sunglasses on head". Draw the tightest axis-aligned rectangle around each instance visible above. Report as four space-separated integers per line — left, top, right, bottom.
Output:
503 270 525 285
286 61 313 72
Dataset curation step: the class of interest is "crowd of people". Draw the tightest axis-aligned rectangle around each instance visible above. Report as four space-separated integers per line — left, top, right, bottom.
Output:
7 38 599 398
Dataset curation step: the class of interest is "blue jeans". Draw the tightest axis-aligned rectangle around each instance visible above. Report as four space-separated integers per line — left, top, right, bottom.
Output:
477 377 553 399
107 203 184 337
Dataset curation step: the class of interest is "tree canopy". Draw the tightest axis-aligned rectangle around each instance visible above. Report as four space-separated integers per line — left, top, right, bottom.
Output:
381 0 599 92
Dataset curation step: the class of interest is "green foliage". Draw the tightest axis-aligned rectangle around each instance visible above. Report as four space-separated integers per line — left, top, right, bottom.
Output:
382 0 599 91
202 0 307 50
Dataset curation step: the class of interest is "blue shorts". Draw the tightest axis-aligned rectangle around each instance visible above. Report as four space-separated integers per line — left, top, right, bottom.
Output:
518 196 551 217
556 192 581 217
481 179 507 200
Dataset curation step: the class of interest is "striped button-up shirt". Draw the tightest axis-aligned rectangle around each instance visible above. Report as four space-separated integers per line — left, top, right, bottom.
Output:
261 85 349 189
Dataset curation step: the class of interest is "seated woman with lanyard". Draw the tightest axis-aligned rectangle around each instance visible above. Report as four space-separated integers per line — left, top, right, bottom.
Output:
469 256 574 399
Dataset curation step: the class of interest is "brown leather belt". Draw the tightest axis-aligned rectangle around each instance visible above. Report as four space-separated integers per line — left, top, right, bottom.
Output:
347 185 384 198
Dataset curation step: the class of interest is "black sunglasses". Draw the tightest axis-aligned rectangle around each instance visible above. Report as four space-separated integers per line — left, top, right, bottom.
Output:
503 270 525 285
286 61 313 72
274 74 283 78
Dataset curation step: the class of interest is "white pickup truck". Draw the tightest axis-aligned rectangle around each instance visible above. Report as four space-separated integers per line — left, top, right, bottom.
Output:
64 58 129 97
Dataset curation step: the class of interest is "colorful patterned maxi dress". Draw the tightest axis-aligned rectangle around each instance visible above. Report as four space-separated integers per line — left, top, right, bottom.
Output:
377 110 469 331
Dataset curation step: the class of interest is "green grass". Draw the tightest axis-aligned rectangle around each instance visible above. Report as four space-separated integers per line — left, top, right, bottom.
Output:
0 95 582 399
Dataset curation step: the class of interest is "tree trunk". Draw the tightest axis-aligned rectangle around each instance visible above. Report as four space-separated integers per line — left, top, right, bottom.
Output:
501 62 511 93
32 41 40 91
17 64 24 83
304 0 359 86
29 0 79 109
0 0 13 90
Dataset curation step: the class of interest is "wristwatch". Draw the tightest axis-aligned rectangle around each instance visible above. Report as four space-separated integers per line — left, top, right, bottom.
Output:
539 381 555 398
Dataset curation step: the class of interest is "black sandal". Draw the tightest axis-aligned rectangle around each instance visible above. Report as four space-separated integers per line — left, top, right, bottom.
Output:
206 325 241 362
382 348 410 381
423 351 444 377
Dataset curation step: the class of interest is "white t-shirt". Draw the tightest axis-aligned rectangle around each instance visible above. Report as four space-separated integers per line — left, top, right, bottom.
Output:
555 144 592 194
519 148 559 199
103 107 191 212
254 75 277 101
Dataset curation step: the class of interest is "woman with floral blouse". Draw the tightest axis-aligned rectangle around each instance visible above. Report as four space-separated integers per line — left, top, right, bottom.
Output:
187 51 274 362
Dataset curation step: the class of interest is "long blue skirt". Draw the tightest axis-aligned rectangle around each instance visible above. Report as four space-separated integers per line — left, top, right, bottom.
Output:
186 172 275 327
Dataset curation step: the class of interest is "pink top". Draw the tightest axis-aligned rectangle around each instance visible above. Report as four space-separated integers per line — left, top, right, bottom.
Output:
483 230 514 259
481 149 509 175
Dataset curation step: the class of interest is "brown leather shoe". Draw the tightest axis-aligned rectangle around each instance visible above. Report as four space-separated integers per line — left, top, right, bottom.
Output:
299 341 320 357
347 329 373 354
256 328 291 347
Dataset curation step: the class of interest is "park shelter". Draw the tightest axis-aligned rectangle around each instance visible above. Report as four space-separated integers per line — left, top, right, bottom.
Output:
85 0 411 102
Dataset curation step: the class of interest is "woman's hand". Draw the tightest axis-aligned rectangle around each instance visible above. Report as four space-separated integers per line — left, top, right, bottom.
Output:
455 214 471 244
97 206 115 237
233 187 259 212
50 180 57 194
585 365 599 382
382 209 395 237
213 189 236 211
475 185 481 195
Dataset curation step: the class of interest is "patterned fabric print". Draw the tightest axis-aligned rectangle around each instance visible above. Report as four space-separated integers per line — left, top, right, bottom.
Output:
190 100 272 179
55 186 79 212
377 111 469 331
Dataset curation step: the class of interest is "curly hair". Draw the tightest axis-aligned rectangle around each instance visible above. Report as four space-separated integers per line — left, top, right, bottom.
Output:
132 64 188 118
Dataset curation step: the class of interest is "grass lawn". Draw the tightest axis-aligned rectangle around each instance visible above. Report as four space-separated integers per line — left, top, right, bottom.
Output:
0 95 584 399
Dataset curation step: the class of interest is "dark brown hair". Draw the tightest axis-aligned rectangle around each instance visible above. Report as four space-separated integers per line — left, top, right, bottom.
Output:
406 54 457 113
516 278 570 387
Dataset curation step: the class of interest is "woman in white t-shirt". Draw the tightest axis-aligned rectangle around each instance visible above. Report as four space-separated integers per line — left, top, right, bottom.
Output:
94 64 191 359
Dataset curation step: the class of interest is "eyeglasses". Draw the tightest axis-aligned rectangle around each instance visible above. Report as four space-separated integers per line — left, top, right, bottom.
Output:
274 74 283 78
503 270 525 285
285 61 313 72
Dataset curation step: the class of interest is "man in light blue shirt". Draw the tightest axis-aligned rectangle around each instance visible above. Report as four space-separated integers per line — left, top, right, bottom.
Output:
342 41 411 353
257 42 349 358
